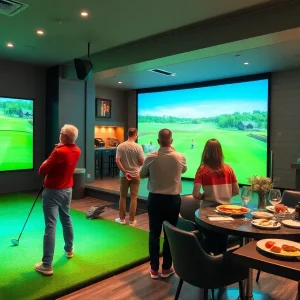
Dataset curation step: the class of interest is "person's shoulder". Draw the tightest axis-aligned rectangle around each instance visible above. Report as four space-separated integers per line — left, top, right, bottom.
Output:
173 151 185 158
223 163 234 173
145 151 158 159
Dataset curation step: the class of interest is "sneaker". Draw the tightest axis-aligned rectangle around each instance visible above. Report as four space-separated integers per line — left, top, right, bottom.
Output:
129 219 137 226
65 251 73 258
115 218 126 225
161 267 175 278
34 262 53 276
149 268 158 279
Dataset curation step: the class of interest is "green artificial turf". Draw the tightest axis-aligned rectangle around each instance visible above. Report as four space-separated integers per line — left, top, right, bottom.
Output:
138 122 268 185
0 112 33 171
0 193 155 300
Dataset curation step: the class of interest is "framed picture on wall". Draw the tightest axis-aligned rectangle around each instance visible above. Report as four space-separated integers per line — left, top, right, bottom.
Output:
96 98 111 118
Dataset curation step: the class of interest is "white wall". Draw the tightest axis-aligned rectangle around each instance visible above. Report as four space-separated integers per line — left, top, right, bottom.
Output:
0 60 46 193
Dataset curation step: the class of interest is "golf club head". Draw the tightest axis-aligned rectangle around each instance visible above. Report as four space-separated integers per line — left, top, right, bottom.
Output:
11 239 19 246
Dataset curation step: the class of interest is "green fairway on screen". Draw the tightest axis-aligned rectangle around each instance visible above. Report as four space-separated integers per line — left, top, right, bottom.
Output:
0 97 33 171
137 79 269 185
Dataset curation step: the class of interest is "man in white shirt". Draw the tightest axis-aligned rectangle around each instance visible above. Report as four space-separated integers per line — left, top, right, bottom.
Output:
115 128 144 226
140 129 187 279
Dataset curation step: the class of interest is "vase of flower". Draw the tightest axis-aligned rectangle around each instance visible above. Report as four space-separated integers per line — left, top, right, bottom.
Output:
247 175 274 210
257 193 267 210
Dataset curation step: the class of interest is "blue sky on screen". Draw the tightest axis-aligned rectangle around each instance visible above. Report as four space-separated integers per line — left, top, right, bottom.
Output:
138 79 268 118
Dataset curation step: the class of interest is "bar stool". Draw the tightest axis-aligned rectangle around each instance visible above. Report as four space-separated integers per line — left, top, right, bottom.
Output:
109 155 118 177
95 153 101 178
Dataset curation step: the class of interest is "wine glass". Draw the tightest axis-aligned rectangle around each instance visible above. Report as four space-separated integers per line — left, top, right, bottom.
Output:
241 186 252 208
268 189 282 207
268 189 282 221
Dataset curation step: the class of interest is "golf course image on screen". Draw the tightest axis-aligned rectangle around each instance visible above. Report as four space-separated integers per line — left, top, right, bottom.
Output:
137 78 269 185
0 97 33 172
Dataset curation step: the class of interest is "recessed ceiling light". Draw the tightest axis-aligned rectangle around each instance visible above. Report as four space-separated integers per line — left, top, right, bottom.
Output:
244 62 249 65
36 30 44 35
6 42 14 48
118 81 122 84
80 11 89 17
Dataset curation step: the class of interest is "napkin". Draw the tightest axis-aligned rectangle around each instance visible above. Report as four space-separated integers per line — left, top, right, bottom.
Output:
208 216 234 221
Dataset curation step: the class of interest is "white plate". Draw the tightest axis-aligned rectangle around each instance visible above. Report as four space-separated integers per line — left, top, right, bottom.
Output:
266 206 295 214
257 239 300 257
282 219 300 229
251 211 273 219
251 219 281 230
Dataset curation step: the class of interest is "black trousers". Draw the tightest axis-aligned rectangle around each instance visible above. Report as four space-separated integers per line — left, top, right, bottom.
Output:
147 192 181 271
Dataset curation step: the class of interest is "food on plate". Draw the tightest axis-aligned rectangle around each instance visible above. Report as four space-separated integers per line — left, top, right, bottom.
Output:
217 205 249 214
270 245 281 253
252 211 273 219
258 219 272 226
265 241 276 249
275 204 287 214
282 244 300 252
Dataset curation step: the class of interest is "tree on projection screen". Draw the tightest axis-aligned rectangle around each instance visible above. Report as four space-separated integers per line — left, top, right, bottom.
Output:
0 97 34 171
137 78 269 185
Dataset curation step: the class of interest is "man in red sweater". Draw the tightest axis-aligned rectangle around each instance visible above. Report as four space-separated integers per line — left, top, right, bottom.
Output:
35 124 81 275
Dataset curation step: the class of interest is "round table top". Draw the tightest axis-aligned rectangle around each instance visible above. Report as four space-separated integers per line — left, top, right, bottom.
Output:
195 206 300 241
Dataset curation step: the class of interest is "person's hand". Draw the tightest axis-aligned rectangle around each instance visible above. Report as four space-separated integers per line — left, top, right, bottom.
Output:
125 172 132 181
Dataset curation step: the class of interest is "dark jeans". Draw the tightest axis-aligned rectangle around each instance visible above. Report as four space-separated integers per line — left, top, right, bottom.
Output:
147 192 181 271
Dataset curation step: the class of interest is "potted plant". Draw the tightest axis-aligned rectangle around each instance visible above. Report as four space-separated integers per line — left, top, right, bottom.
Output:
247 175 274 210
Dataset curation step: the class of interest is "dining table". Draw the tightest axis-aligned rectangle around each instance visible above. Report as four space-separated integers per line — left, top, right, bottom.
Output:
194 204 300 300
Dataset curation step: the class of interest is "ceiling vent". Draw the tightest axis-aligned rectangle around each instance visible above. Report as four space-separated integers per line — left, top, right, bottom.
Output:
0 0 28 17
149 68 175 76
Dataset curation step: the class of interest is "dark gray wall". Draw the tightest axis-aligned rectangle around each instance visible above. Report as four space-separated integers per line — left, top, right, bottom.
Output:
95 86 128 128
58 79 96 183
271 68 300 189
59 79 85 168
0 60 46 193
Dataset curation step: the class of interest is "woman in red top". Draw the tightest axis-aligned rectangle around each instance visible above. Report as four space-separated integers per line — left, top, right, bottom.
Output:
193 139 239 254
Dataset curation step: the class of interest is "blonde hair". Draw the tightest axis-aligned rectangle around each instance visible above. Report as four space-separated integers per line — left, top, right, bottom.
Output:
61 124 78 143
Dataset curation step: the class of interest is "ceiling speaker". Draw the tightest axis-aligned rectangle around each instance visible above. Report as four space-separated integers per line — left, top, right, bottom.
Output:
74 58 93 80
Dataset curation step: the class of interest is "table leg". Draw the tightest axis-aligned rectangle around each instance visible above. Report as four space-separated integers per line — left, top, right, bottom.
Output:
100 153 103 179
244 238 253 300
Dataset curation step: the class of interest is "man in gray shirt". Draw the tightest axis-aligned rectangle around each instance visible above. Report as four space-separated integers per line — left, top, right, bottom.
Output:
140 129 187 279
115 128 144 226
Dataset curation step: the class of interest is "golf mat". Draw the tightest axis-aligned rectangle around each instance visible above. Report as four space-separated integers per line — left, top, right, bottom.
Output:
0 193 157 300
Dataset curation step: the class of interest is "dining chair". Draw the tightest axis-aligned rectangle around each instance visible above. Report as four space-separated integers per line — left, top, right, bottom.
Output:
180 194 243 250
256 189 300 282
163 221 248 300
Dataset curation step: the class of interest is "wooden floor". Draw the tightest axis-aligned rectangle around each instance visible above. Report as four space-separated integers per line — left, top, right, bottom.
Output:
56 196 299 300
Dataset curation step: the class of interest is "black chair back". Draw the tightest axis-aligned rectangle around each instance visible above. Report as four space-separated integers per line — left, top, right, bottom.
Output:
180 194 201 222
164 221 219 288
282 190 300 208
163 221 248 289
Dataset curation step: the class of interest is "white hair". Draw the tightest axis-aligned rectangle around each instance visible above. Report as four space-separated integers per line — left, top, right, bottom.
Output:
61 124 78 143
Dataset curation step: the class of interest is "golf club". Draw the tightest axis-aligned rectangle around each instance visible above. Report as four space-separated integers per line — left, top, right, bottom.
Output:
11 184 44 246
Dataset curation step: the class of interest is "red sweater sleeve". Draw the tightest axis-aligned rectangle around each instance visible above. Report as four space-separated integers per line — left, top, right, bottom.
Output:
39 149 59 175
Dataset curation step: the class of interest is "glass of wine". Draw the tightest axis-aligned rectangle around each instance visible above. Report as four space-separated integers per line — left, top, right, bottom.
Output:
268 189 282 220
241 186 252 208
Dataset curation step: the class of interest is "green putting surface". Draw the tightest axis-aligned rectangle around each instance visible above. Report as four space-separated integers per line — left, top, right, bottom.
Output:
0 193 154 300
